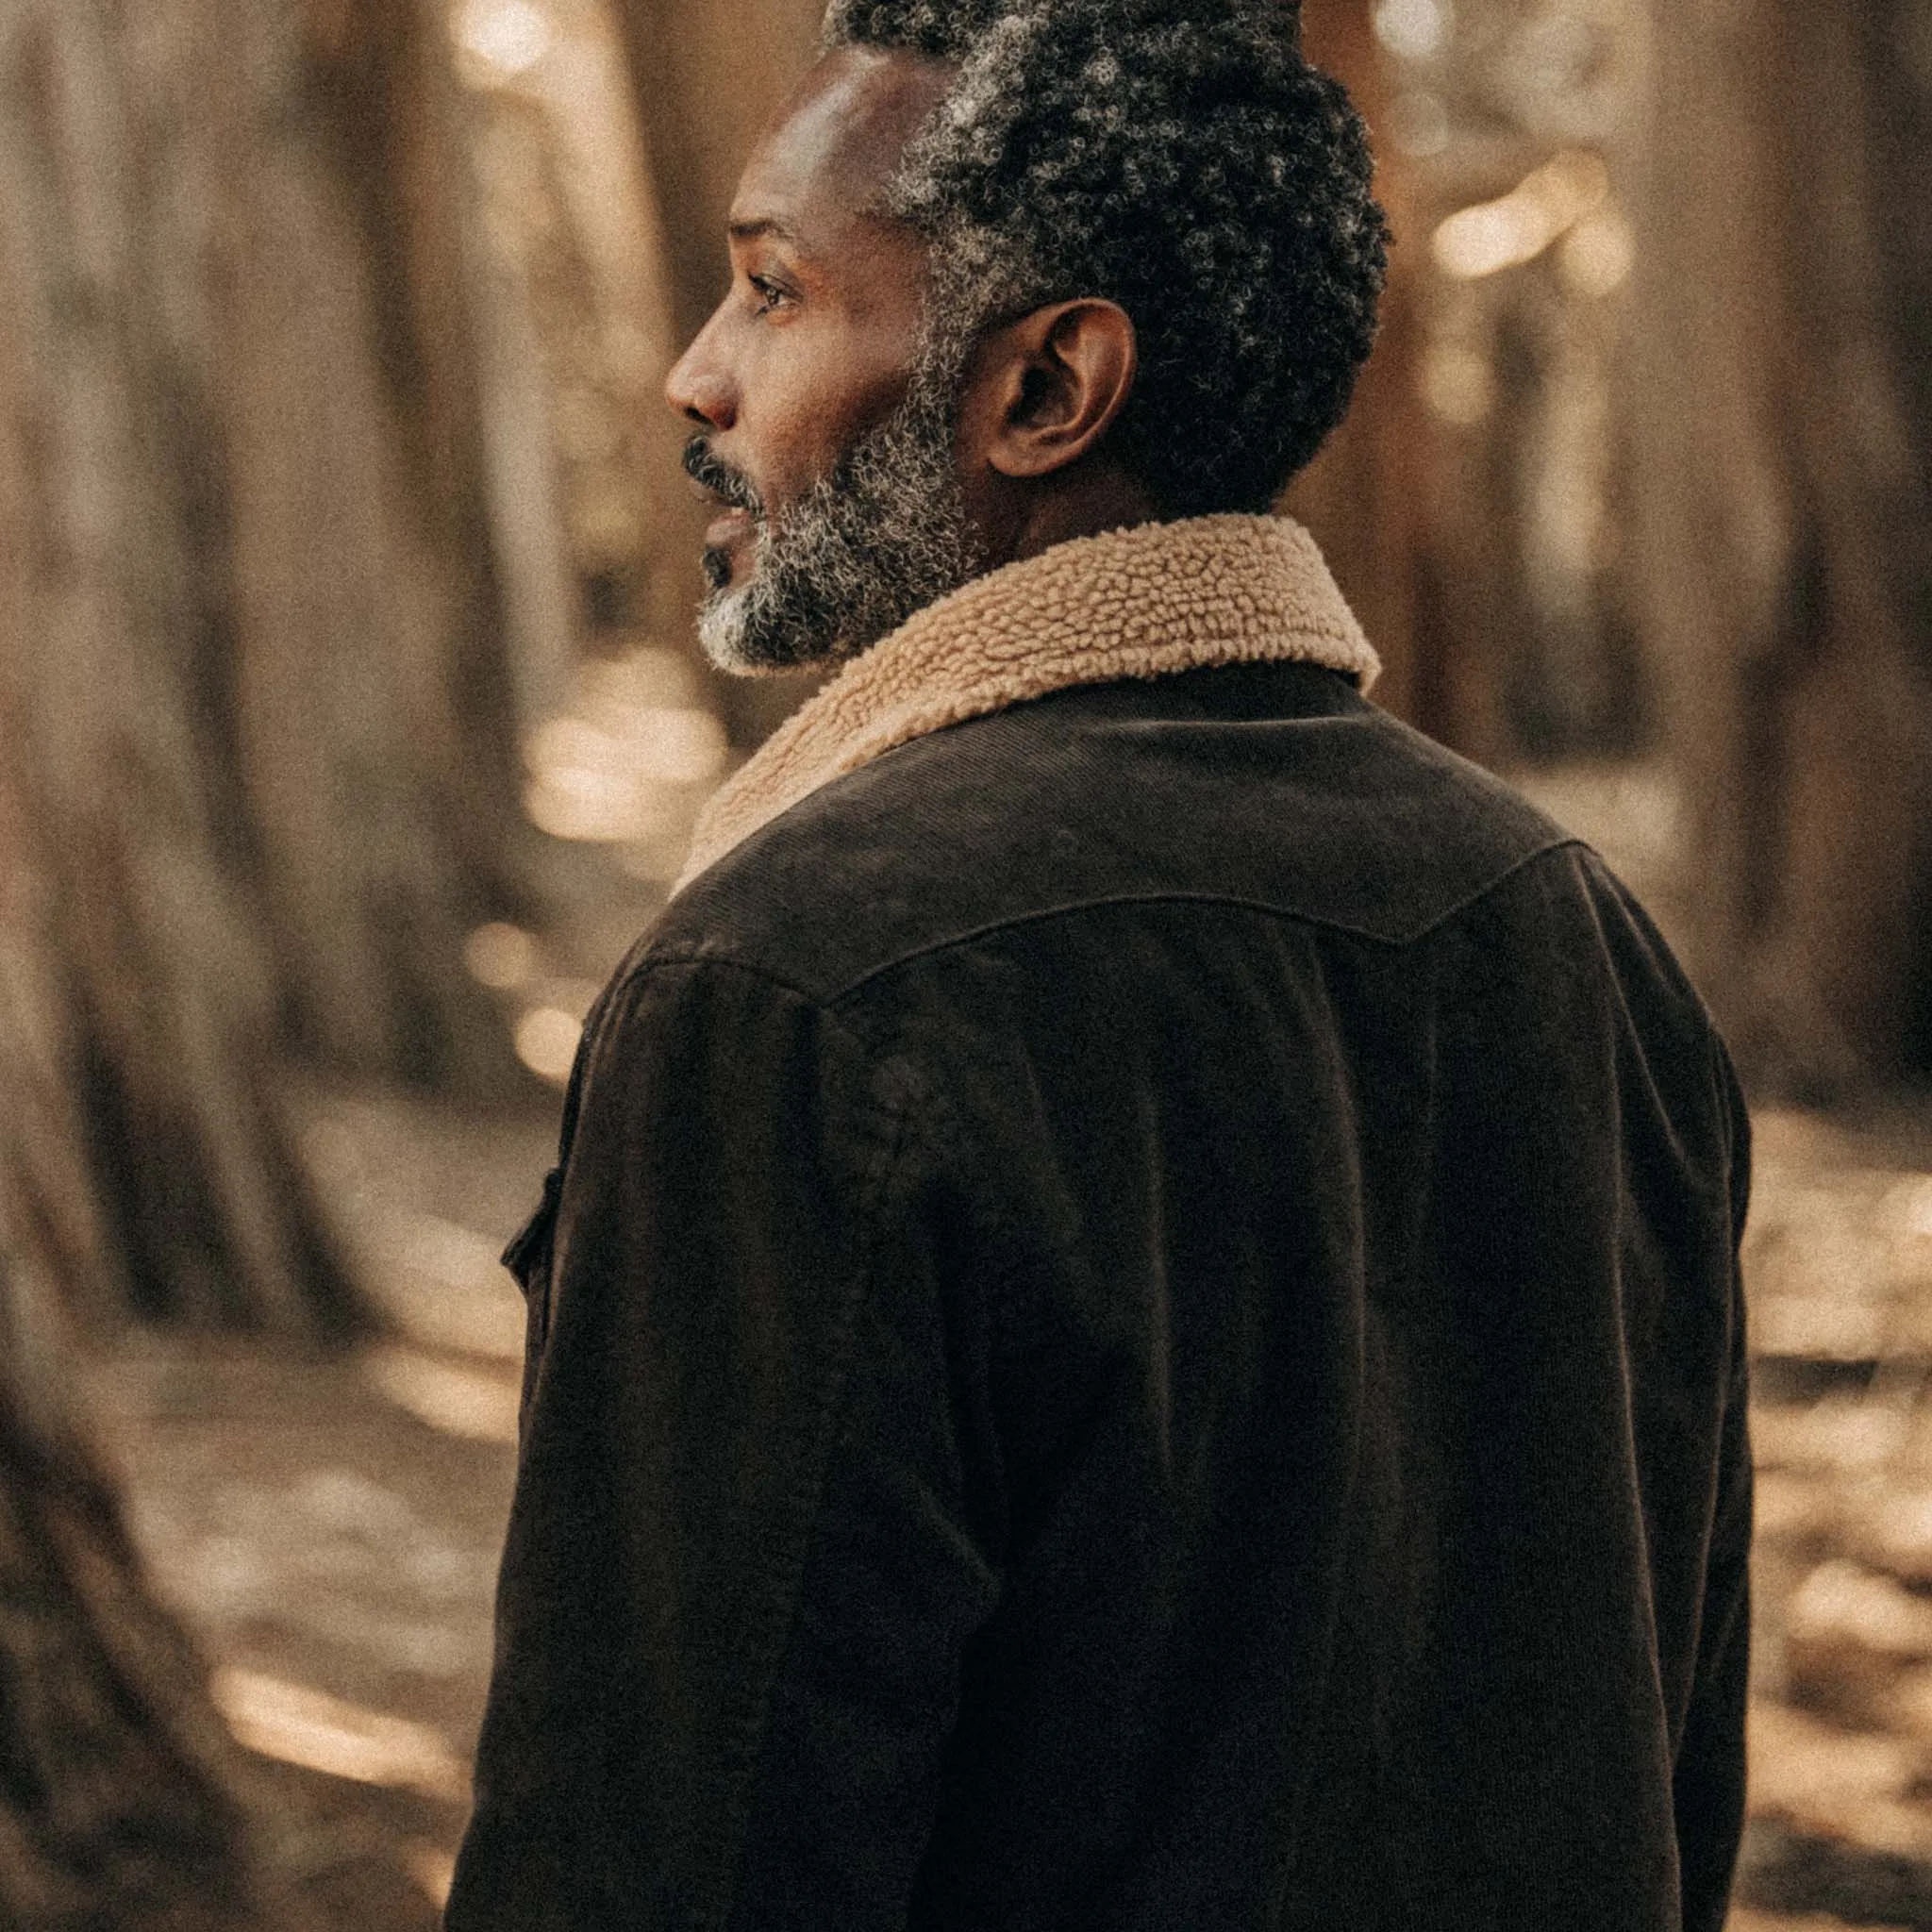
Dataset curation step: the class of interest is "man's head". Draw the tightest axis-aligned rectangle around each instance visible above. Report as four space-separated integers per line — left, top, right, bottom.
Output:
666 0 1388 674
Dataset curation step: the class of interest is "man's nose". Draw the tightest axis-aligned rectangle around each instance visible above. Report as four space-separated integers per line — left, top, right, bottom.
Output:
665 311 736 430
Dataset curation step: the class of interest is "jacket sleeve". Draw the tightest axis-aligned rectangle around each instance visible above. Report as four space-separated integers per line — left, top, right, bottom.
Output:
1672 1041 1754 1932
446 958 1004 1932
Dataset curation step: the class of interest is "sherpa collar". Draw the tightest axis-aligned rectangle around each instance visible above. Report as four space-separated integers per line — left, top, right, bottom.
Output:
673 512 1378 893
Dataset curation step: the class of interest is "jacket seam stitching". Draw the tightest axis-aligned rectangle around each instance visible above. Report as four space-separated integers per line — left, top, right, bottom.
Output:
707 1045 924 1929
558 946 936 1926
604 946 844 1023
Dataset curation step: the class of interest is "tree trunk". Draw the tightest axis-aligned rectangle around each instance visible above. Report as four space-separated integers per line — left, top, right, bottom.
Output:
0 517 267 1932
0 848 315 1926
0 0 535 1907
1288 0 1430 733
1627 0 1932 1090
204 0 525 1092
0 0 360 1336
0 1273 261 1929
0 0 546 1328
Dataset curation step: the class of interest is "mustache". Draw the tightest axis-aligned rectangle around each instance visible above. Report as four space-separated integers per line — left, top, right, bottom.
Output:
682 436 763 518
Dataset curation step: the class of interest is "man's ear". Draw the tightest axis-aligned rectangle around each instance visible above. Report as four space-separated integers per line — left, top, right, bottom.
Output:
968 299 1139 481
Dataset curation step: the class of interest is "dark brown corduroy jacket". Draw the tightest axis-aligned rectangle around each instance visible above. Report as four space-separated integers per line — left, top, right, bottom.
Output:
447 659 1751 1932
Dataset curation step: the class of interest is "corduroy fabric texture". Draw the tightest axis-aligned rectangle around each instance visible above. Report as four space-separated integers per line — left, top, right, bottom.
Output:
675 513 1378 891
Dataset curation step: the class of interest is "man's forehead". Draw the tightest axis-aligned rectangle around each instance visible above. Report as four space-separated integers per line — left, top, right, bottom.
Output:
729 44 957 245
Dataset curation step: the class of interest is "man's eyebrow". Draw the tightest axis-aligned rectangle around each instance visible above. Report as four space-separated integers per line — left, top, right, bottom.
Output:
727 216 806 248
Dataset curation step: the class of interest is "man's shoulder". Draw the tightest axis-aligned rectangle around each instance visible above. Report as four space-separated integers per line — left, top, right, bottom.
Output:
642 664 1579 1005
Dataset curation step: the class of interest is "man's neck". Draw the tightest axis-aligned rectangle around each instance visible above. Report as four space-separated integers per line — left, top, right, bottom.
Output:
982 462 1168 572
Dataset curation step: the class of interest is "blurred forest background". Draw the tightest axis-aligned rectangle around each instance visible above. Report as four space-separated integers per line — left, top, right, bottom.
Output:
0 0 1928 1925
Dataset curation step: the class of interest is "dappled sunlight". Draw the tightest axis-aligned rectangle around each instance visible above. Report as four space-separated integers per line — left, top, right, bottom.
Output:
454 0 553 79
402 1841 458 1910
511 1004 585 1084
1431 149 1614 280
521 648 732 885
524 680 728 843
1734 1108 1932 1919
1372 0 1453 64
370 1212 528 1363
363 1344 523 1445
213 1667 470 1802
462 921 541 991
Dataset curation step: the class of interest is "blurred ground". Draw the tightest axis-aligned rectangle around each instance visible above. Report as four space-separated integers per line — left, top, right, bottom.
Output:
1730 1102 1932 1931
86 1089 548 1926
71 760 1932 1930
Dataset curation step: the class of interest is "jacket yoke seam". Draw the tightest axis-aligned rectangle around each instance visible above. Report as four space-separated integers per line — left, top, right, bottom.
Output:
816 834 1585 1004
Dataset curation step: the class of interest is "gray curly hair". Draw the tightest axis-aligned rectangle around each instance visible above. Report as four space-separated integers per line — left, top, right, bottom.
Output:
823 0 1389 517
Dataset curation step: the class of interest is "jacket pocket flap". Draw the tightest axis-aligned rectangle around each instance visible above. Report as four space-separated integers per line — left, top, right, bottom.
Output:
501 1167 562 1294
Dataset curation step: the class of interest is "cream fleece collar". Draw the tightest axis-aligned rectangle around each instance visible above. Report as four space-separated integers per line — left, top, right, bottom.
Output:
674 512 1378 893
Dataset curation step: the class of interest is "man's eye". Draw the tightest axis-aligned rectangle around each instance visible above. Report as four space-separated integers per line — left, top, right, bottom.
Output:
748 275 793 316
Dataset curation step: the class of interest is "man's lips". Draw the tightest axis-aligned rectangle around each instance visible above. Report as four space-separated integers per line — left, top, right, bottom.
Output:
705 504 755 551
682 441 760 562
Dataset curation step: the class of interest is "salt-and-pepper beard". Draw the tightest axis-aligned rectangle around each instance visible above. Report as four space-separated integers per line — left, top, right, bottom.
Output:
689 332 983 675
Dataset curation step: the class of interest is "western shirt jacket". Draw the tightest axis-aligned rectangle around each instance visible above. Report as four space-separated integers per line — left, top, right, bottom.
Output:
447 658 1752 1931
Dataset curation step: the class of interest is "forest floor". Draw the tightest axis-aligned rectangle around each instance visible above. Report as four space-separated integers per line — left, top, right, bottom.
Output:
76 762 1932 1931
87 1087 547 1929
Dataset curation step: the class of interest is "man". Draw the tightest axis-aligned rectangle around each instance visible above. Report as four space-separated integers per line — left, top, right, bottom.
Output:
449 3 1751 1927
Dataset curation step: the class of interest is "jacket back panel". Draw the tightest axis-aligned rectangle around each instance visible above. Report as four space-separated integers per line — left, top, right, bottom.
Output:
456 663 1751 1932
